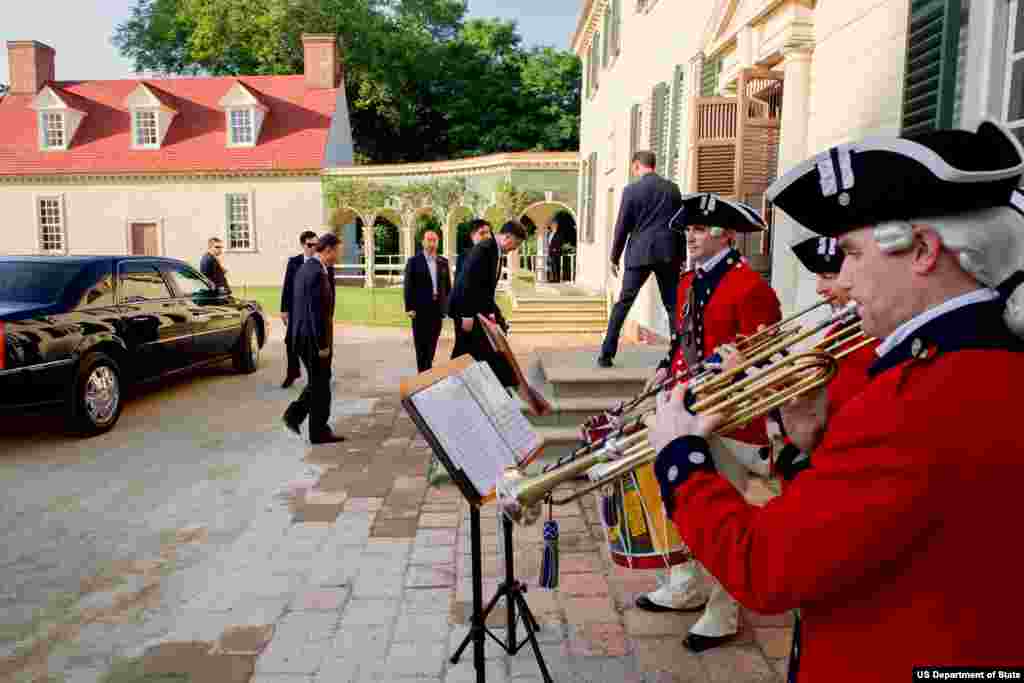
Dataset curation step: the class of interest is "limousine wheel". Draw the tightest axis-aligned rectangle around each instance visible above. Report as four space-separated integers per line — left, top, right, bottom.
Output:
233 318 259 374
71 352 123 436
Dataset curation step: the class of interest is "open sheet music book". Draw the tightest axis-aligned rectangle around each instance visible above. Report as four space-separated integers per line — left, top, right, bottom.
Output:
402 357 544 501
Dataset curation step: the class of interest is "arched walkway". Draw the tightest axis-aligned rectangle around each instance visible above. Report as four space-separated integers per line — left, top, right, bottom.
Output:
329 206 367 285
447 205 475 263
369 208 403 286
520 202 578 283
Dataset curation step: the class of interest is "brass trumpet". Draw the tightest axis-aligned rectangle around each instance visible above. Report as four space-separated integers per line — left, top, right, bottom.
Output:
498 350 838 524
498 307 877 525
569 302 862 464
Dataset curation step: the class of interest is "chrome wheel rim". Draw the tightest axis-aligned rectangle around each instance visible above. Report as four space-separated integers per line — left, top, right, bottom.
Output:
84 366 119 425
249 327 259 366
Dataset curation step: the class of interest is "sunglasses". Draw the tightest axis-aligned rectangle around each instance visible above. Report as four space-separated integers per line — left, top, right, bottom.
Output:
305 242 318 248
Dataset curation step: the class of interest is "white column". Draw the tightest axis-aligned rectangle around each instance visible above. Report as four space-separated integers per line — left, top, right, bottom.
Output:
363 215 375 289
770 45 814 314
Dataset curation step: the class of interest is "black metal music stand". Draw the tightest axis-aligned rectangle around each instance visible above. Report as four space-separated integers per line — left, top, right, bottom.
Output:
401 392 552 683
450 512 553 683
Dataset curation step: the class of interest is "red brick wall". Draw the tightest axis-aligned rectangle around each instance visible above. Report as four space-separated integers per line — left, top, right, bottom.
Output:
8 41 55 94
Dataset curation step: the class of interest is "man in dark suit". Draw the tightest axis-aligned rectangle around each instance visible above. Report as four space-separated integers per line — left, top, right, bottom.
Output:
448 220 526 388
598 150 684 367
455 219 493 280
282 233 345 445
280 230 320 388
199 237 231 293
404 229 451 372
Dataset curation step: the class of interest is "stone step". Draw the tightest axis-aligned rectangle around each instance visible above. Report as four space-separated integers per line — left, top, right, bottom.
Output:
513 297 606 307
510 309 607 319
526 426 584 469
508 325 608 335
505 317 602 327
537 347 664 399
523 394 640 427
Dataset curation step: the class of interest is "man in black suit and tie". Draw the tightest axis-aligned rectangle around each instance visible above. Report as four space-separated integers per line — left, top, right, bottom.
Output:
455 219 493 280
282 233 345 445
280 230 320 388
404 229 451 372
598 150 684 367
448 220 526 388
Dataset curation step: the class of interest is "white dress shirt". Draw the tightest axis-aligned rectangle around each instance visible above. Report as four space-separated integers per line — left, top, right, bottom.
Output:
875 287 999 358
424 253 438 296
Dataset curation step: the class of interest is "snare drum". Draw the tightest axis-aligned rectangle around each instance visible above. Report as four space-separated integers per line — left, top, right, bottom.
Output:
593 461 689 570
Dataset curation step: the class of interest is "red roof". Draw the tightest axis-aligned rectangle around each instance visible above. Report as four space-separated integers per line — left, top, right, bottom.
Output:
0 75 338 176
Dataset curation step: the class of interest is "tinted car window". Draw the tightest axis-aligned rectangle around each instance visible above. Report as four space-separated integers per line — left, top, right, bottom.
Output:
76 273 116 308
0 262 82 303
119 262 171 302
166 265 213 297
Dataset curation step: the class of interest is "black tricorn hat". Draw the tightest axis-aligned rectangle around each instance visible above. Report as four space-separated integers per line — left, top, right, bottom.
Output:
791 236 844 274
669 192 767 234
766 120 1024 238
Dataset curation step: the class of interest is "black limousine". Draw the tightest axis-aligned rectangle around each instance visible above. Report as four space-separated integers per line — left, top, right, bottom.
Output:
0 256 268 435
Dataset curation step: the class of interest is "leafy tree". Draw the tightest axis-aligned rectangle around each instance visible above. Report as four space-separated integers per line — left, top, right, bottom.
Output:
111 0 580 163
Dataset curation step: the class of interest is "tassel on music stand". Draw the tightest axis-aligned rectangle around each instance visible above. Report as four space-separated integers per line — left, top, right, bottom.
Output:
539 500 559 589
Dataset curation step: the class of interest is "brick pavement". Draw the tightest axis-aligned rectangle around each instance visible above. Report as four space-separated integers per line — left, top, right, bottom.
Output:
113 393 791 683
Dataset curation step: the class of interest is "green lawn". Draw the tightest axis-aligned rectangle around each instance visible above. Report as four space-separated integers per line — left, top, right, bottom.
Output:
242 285 512 327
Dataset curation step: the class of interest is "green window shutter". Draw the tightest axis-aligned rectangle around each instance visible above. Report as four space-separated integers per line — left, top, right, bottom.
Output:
628 103 641 178
611 0 622 56
667 65 685 182
649 83 668 174
701 56 721 97
602 10 611 67
589 152 598 242
592 35 601 91
900 0 963 136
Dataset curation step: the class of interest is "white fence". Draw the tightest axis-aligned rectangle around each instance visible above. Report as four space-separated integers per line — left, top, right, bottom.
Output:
332 252 575 285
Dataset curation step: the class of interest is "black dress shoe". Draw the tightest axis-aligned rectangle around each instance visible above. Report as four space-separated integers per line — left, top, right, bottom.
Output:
282 414 302 437
281 374 300 389
597 355 614 368
683 632 735 653
310 432 346 445
635 595 707 613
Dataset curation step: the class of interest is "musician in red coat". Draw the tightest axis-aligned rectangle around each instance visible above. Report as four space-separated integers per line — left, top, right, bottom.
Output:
649 120 1024 681
636 193 781 653
770 236 880 481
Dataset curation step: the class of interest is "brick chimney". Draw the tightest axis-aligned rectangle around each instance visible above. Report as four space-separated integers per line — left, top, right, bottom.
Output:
301 34 342 90
7 40 56 95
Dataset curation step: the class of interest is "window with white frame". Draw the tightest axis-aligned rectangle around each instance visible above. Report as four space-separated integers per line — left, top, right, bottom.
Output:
134 109 159 147
38 197 65 253
226 193 252 250
1002 0 1024 143
229 109 254 145
42 112 65 149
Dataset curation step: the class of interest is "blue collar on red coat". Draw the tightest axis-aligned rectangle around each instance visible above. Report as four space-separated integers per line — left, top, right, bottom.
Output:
868 299 1024 378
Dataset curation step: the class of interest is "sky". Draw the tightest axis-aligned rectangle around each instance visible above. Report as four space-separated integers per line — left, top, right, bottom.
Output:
1 0 580 83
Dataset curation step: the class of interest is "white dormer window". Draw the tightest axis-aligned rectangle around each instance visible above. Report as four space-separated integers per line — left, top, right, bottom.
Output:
218 81 268 148
134 110 159 147
42 112 65 148
30 87 86 151
124 84 177 150
230 108 254 145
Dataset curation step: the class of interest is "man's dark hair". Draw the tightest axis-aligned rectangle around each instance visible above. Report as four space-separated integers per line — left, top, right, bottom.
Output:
469 218 491 235
208 237 223 248
316 233 340 252
299 230 318 245
632 150 656 169
499 220 528 241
